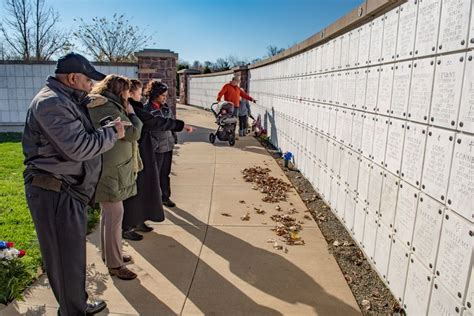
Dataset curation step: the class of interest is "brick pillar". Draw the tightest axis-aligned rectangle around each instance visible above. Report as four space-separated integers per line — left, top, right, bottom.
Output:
233 66 249 92
178 69 201 105
135 49 178 114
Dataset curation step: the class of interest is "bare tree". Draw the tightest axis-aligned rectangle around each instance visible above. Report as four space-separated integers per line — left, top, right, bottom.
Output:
0 0 31 60
212 58 230 72
32 0 71 60
0 0 69 60
73 14 153 62
226 55 248 68
266 45 285 57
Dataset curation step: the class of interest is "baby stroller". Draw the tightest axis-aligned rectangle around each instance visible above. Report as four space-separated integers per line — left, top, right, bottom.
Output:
209 101 238 146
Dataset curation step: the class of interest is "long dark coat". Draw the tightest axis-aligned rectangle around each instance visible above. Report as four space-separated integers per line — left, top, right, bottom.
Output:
122 99 184 228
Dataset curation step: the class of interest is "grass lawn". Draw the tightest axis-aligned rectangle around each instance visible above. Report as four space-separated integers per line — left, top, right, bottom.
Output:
0 132 100 303
0 133 40 276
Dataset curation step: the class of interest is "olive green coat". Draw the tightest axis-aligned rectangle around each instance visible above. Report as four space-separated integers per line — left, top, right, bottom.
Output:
87 91 143 202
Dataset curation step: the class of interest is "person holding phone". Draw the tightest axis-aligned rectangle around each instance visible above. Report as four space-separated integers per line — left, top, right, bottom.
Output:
22 53 124 315
87 75 143 280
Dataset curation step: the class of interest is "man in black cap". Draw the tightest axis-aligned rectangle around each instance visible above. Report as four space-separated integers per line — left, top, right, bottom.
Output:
22 52 125 315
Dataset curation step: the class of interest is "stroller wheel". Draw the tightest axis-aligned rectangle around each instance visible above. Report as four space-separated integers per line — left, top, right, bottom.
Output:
228 135 235 146
209 133 216 144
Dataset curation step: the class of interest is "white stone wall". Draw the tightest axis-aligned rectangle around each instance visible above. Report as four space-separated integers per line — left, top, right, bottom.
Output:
188 0 474 315
188 73 234 110
0 63 138 128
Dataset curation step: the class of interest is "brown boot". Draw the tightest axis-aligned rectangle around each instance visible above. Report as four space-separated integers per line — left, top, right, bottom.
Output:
109 266 137 280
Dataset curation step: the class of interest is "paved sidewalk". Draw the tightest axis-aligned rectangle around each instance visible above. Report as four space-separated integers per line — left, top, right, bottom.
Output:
3 104 360 315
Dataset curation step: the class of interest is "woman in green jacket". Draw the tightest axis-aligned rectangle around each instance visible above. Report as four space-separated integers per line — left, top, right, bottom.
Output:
87 75 143 280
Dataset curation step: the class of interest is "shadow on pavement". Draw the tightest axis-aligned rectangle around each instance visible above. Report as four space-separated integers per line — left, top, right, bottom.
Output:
165 207 360 316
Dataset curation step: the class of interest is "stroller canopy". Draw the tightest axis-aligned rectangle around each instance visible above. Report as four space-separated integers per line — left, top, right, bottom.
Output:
211 101 234 116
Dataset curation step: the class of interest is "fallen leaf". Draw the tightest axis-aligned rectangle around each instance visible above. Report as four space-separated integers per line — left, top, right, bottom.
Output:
220 213 232 217
240 213 250 221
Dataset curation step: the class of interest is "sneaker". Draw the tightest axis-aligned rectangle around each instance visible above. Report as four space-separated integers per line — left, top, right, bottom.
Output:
163 199 176 207
122 230 143 241
135 223 153 233
108 266 137 280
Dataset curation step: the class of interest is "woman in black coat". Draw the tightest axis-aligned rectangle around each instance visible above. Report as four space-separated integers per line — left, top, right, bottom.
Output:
122 79 192 240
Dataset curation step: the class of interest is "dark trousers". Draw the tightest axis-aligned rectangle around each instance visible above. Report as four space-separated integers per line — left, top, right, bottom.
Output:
156 150 173 201
25 183 87 316
239 115 248 132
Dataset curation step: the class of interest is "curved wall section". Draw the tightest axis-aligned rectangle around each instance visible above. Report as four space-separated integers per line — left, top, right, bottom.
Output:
187 1 474 314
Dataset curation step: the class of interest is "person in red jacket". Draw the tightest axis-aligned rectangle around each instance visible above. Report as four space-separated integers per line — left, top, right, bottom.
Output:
216 76 256 116
217 76 256 139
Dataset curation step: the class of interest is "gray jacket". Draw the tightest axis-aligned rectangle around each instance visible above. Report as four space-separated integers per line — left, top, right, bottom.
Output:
145 102 176 153
22 76 117 204
238 99 252 117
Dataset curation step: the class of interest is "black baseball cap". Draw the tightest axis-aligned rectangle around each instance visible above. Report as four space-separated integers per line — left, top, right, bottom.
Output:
55 52 106 81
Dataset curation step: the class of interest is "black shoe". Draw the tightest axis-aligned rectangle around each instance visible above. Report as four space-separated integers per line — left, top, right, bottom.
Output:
163 199 176 207
122 230 143 241
135 223 153 233
86 300 107 315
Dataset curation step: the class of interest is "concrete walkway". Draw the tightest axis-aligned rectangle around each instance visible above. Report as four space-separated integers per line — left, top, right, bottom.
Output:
3 104 360 315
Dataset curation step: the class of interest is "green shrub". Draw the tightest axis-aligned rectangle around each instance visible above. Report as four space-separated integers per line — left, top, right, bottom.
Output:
0 259 33 304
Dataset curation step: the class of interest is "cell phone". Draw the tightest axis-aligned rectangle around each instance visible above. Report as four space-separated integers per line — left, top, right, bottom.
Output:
99 116 113 127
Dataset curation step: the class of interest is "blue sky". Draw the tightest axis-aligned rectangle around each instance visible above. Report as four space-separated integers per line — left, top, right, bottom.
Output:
14 0 362 63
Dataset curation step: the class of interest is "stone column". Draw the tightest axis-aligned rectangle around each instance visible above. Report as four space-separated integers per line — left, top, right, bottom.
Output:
135 49 178 114
177 69 201 105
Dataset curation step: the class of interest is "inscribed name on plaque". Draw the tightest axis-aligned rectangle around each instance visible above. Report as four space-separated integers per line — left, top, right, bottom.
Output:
396 0 418 60
333 36 342 70
332 73 341 105
362 214 378 259
361 113 376 159
428 281 463 315
347 151 361 193
341 34 351 68
369 16 384 64
414 0 442 57
421 127 455 202
349 30 360 68
411 193 444 272
336 183 347 215
431 52 466 128
357 157 371 203
372 117 389 166
381 8 400 62
458 52 474 133
367 164 384 213
379 171 399 228
385 118 406 175
365 67 380 113
326 140 335 173
401 122 427 188
339 146 349 182
438 0 470 53
354 69 368 109
403 255 434 316
353 199 366 244
387 237 410 301
342 109 354 145
376 64 395 115
374 222 393 278
436 209 472 302
337 72 347 107
390 61 413 119
344 191 356 230
350 111 364 152
408 57 435 123
345 71 357 107
335 109 345 141
328 107 338 137
393 180 419 248
447 133 474 222
358 24 371 67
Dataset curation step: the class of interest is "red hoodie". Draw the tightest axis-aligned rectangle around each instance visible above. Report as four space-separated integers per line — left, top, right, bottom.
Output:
217 83 253 108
